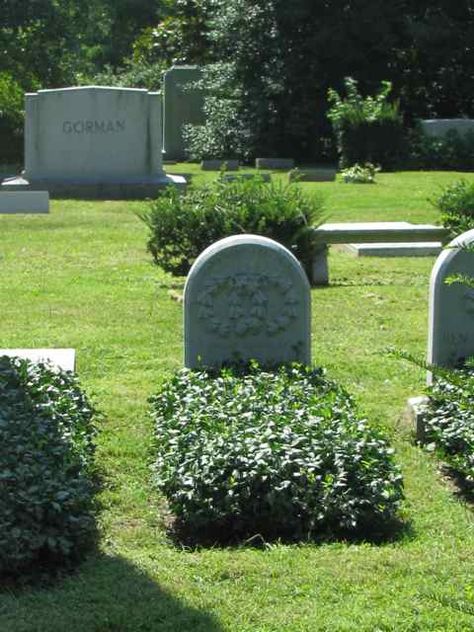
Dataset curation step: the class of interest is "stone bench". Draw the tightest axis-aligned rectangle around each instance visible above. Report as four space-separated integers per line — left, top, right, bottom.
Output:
311 222 449 285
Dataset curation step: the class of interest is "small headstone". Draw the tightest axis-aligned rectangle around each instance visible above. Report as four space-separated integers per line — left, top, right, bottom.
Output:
201 160 239 171
428 228 474 370
0 191 49 214
288 168 336 182
420 119 474 139
184 234 311 368
256 158 294 170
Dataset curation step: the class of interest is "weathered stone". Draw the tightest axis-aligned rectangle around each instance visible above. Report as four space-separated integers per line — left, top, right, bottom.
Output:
420 119 474 138
184 234 311 368
0 191 49 214
288 168 336 182
342 241 442 257
1 86 184 199
428 228 474 370
0 349 75 371
221 173 271 183
201 160 239 171
163 66 204 161
256 158 294 170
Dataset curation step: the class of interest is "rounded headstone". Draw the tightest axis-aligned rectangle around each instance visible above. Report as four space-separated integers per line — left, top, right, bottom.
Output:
428 228 474 369
184 234 311 368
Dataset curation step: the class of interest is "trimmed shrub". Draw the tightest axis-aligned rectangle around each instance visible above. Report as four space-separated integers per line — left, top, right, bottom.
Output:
327 78 405 170
432 179 474 236
408 128 474 172
139 177 324 278
422 363 474 485
0 356 98 576
151 364 404 543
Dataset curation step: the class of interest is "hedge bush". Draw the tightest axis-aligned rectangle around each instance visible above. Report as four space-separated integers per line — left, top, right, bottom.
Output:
408 128 474 172
0 356 98 576
151 364 404 543
139 177 324 278
327 78 405 170
432 179 474 236
422 363 474 485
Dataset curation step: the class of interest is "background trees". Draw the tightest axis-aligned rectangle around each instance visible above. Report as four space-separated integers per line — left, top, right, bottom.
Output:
1 0 474 163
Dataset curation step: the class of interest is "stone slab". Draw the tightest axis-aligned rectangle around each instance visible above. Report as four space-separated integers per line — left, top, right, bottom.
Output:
2 175 185 200
221 173 271 183
201 160 239 171
163 66 204 161
0 349 76 371
313 222 448 245
427 228 474 371
420 119 474 138
184 234 311 368
288 168 336 182
256 158 294 170
342 241 442 257
0 191 49 213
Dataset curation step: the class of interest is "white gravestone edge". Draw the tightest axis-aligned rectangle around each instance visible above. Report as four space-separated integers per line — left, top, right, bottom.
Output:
427 227 474 370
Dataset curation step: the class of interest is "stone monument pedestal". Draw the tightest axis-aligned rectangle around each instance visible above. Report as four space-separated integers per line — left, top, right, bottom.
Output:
2 174 185 200
2 86 186 200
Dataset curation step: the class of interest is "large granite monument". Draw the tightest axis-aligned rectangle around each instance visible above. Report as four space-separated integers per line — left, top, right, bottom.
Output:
184 234 311 368
163 66 204 161
428 228 474 369
2 86 185 199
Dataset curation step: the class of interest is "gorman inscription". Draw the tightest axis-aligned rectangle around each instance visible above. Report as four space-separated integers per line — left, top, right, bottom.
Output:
62 120 126 134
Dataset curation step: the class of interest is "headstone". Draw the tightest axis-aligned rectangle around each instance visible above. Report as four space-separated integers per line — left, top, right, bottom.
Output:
1 86 185 199
428 228 474 370
201 159 239 171
0 191 49 214
420 119 474 139
163 66 204 161
221 173 271 183
184 234 311 368
0 349 75 371
288 167 336 182
256 158 294 170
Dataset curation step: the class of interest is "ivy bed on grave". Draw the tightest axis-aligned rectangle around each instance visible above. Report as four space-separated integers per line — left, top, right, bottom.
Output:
150 363 404 545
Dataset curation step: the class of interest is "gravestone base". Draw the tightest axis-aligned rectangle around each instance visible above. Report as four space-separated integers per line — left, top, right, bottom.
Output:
342 242 442 257
2 174 185 200
0 190 49 213
0 349 76 372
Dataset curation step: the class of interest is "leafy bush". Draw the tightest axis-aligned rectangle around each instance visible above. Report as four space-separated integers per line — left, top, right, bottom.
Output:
422 363 474 485
139 177 324 278
327 78 405 170
0 72 24 163
408 128 474 171
151 364 404 543
341 162 380 184
432 179 474 236
0 356 98 576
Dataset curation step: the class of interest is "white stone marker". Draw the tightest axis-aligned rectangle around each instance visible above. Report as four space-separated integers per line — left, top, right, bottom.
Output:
0 191 49 214
0 349 76 371
2 86 185 198
184 235 311 368
428 228 474 369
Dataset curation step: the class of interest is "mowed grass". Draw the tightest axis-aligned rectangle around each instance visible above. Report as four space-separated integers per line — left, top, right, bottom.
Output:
0 170 474 631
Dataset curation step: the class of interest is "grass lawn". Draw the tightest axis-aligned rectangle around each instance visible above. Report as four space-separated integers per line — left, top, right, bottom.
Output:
0 170 473 631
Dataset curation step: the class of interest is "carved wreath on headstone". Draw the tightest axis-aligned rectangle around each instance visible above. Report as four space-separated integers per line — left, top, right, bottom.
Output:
196 274 299 337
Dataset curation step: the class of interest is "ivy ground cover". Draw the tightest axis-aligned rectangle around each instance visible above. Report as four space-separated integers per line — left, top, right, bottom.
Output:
0 170 473 631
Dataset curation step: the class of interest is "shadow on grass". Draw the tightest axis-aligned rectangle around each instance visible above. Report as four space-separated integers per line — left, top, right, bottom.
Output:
0 554 224 632
165 514 415 551
439 464 474 506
